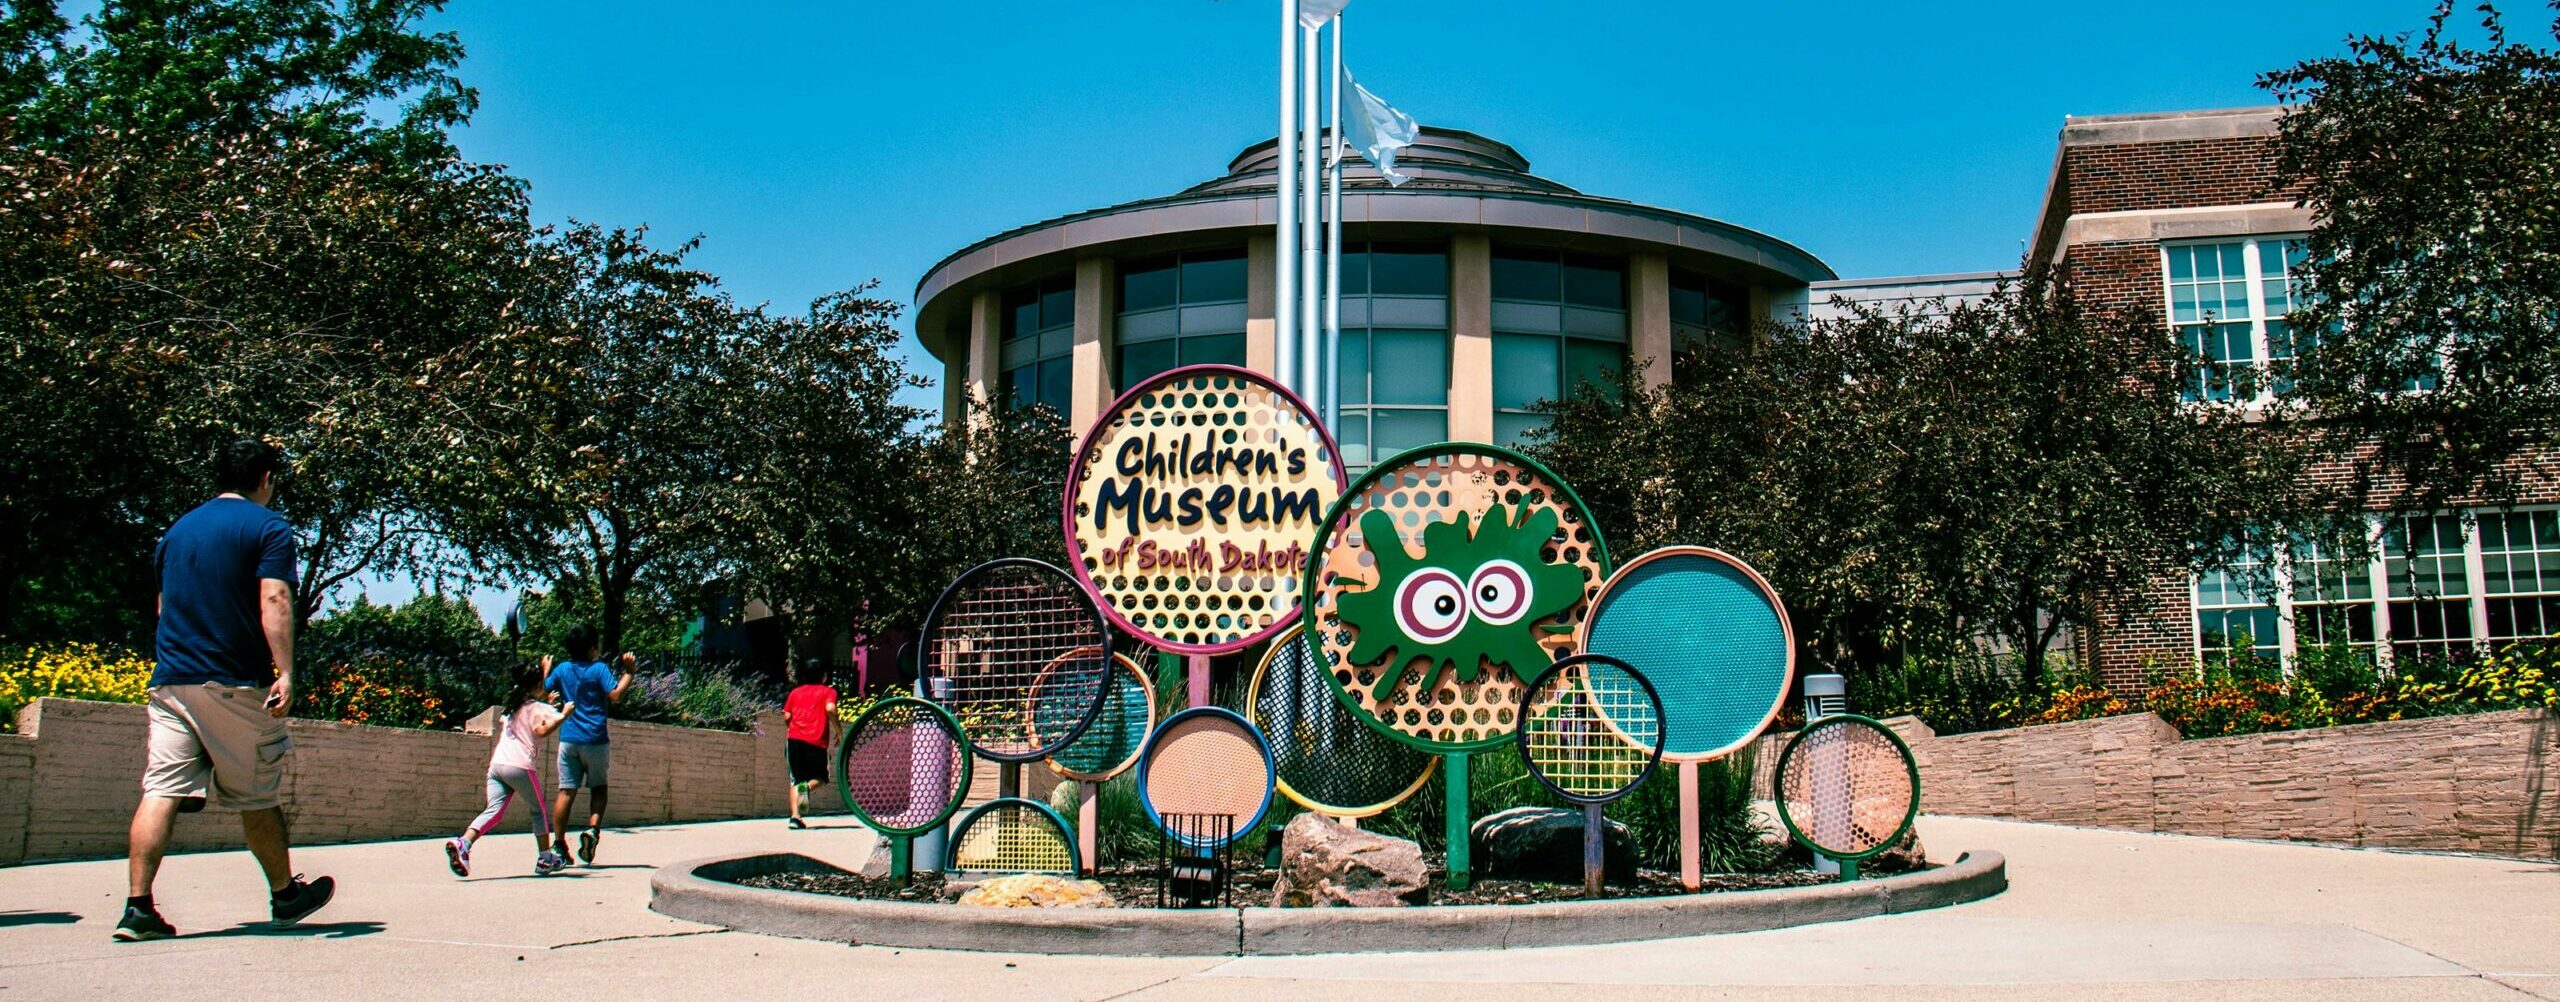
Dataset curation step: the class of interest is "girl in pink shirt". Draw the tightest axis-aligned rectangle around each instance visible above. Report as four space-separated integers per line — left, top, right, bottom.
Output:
446 665 574 878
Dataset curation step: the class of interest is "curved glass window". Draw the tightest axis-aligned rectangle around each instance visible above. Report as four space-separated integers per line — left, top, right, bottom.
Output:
1335 243 1450 469
1000 274 1075 415
1669 268 1750 381
1117 249 1248 386
1490 247 1625 445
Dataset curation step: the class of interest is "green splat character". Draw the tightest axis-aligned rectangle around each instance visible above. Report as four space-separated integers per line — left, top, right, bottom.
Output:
1338 503 1585 702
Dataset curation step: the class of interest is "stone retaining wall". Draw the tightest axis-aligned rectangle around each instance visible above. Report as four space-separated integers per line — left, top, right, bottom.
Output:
1757 708 2559 858
0 697 854 865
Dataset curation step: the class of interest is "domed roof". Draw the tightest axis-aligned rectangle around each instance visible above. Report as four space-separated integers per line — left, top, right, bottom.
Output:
1185 127 1578 197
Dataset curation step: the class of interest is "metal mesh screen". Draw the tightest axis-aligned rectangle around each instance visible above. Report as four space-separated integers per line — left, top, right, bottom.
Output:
1046 652 1155 782
947 798 1078 874
1776 716 1919 859
1518 655 1663 804
837 698 969 837
1139 709 1273 849
1250 629 1435 817
1581 548 1793 762
1307 446 1610 751
922 559 1111 762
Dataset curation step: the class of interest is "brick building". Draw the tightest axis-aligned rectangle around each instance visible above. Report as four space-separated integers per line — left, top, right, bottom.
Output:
2026 107 2560 691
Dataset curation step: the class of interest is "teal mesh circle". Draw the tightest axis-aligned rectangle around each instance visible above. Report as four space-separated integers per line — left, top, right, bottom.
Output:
1582 549 1791 760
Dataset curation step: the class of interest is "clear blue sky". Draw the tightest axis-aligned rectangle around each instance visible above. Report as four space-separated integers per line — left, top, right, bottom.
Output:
369 0 2434 623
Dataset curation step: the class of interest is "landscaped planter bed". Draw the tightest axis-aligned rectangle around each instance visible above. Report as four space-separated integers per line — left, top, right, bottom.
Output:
735 856 1843 907
653 849 2006 955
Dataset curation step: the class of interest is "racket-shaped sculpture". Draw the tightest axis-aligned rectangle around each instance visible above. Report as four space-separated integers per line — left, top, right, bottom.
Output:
834 697 972 884
1515 654 1666 897
1303 442 1611 888
945 797 1082 875
1773 714 1920 882
1042 651 1156 873
920 558 1113 799
1248 627 1435 821
1578 546 1794 891
1138 707 1275 903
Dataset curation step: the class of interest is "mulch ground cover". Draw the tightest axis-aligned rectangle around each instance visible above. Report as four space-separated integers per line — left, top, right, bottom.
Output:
734 853 1853 908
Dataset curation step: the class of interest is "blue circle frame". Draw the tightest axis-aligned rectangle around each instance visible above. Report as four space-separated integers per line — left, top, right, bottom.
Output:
1136 706 1277 851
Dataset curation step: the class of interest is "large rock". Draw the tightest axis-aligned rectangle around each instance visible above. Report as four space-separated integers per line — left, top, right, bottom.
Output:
954 874 1116 908
1469 806 1636 883
1270 813 1430 907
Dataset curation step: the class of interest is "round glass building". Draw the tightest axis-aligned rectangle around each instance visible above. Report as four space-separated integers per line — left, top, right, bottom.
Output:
914 128 1835 467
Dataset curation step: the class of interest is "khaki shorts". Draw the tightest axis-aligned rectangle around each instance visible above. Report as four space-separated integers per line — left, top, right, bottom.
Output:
143 684 292 811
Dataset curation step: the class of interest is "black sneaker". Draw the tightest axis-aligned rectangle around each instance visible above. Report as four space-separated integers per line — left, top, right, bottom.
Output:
269 874 336 928
112 906 175 942
577 827 599 865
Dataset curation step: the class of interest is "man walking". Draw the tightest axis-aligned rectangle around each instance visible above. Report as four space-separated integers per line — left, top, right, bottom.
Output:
116 439 336 941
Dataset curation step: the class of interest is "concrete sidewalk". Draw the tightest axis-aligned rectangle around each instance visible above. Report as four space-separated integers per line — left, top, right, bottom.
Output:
1 813 2552 1000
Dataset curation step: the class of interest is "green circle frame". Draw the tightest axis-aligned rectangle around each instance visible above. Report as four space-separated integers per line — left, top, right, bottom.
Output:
1299 440 1615 754
940 796 1083 874
1770 713 1922 862
833 696 975 838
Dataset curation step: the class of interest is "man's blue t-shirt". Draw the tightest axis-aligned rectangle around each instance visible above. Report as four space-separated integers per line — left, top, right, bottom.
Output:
153 497 297 689
545 660 616 745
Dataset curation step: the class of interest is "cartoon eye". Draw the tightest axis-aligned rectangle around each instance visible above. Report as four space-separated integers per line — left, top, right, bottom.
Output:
1468 560 1533 625
1392 568 1468 644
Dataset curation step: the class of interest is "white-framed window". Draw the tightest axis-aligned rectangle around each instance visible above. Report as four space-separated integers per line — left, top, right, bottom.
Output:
2191 506 2560 668
2163 236 2306 405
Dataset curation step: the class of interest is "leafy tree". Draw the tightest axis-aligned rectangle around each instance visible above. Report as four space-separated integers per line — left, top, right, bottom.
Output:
2262 2 2560 511
0 0 523 638
1529 275 2315 683
422 225 938 652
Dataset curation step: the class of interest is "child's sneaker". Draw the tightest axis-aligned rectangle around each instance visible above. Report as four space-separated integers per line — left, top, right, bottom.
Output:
577 826 600 865
534 850 569 876
444 838 471 878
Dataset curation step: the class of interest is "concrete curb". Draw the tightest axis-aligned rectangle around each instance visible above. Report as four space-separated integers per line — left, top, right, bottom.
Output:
651 850 2006 957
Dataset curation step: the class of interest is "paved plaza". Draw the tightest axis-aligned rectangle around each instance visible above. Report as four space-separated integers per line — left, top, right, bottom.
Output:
0 814 2551 1000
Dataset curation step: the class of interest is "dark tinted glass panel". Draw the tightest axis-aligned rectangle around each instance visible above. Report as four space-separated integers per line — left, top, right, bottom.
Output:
1564 337 1621 395
1563 255 1624 309
1005 286 1040 341
1371 249 1447 296
1494 412 1548 447
1492 251 1558 301
1118 341 1178 387
1036 358 1073 415
1338 330 1371 406
1372 410 1447 455
1004 366 1034 410
1669 276 1708 326
1491 333 1556 410
1339 250 1369 296
1181 252 1247 303
1180 332 1246 368
1121 258 1176 312
1371 330 1447 406
1039 280 1074 330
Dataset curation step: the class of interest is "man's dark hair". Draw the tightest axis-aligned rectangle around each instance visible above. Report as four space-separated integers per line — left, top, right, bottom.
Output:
213 438 284 495
796 657 828 685
565 624 601 659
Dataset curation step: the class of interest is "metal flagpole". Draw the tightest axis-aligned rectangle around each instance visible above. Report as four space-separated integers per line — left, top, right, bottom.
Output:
1324 13 1344 436
1299 23 1322 403
1275 0 1298 389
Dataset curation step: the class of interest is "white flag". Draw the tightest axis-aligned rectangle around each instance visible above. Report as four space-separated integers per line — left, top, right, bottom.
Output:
1343 70 1419 187
1297 0 1349 29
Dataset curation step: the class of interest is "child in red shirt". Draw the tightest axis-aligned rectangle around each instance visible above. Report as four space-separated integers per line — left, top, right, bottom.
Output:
781 659 838 829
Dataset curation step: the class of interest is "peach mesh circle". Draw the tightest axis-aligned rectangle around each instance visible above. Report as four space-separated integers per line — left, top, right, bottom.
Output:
1141 714 1272 826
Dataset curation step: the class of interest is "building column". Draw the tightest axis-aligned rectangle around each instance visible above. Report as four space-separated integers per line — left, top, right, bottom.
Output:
1629 252 1672 391
1447 232 1493 443
1072 256 1117 431
965 288 1002 413
1246 232 1278 376
940 321 968 430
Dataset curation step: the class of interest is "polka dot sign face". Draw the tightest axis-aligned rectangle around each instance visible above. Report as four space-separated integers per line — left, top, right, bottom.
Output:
1304 444 1611 752
1064 365 1346 654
